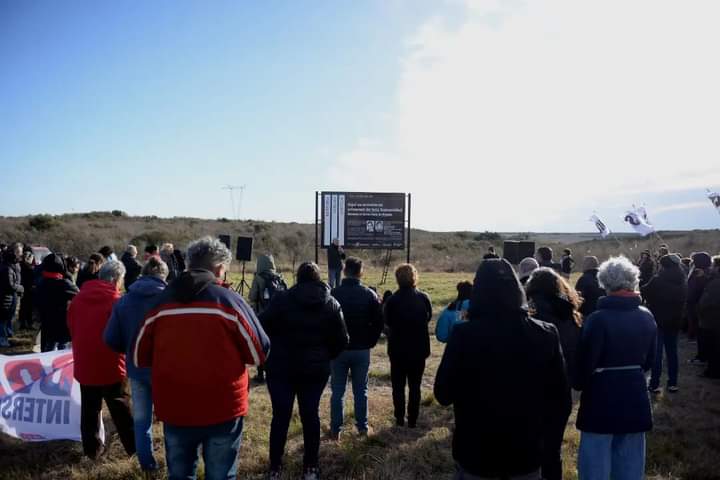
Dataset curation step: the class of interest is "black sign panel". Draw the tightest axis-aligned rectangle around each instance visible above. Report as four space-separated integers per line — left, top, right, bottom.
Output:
321 192 405 249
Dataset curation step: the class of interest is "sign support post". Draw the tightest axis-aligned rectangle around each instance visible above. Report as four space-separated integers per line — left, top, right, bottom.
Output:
406 193 412 264
314 191 319 265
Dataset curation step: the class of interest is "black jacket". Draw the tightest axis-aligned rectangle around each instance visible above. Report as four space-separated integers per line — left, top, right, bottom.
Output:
529 293 581 381
384 287 432 362
575 269 605 318
0 258 23 311
331 278 384 350
641 265 687 332
699 274 720 330
434 314 570 477
638 258 655 287
326 245 346 270
121 252 142 289
35 254 79 344
76 266 97 289
259 281 348 379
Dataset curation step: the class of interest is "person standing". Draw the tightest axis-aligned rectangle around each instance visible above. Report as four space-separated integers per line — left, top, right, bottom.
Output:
688 252 713 365
560 248 575 280
637 251 655 288
575 256 605 318
248 254 287 383
641 254 687 393
135 237 269 480
36 254 79 351
104 256 169 474
76 253 105 289
329 257 383 439
518 257 539 286
0 243 24 347
535 247 561 273
160 243 181 282
259 262 348 480
18 249 36 329
574 257 657 480
326 239 346 288
698 256 720 379
67 261 135 459
434 259 571 480
120 244 143 289
384 264 433 428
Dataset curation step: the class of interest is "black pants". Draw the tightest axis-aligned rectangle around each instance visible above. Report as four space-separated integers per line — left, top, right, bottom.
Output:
267 374 328 469
706 328 720 378
390 357 425 426
698 327 712 362
18 295 33 329
80 382 136 459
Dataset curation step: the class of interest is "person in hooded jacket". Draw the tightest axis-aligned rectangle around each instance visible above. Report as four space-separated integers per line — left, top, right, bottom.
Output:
120 244 142 289
259 262 348 480
135 237 269 480
384 263 433 428
641 254 687 393
573 256 657 480
67 261 136 459
575 256 605 318
104 256 168 474
688 252 713 365
0 243 24 346
637 251 655 288
434 259 571 480
35 253 79 351
698 255 720 379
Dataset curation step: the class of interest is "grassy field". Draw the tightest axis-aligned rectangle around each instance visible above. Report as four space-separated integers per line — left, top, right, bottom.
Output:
1 271 720 479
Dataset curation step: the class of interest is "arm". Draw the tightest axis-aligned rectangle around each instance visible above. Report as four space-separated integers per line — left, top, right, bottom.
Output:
542 327 572 465
248 275 262 311
134 312 157 369
103 303 126 354
369 291 384 345
434 326 462 406
642 315 657 372
326 301 349 360
423 292 433 323
571 315 604 391
231 294 271 366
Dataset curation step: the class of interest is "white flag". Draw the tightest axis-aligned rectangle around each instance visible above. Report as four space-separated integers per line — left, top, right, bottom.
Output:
708 190 720 212
590 214 611 238
624 208 655 237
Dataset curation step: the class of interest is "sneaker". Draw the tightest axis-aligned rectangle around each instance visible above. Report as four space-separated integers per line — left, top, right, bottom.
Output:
648 386 662 394
303 466 320 480
689 358 707 366
668 386 679 393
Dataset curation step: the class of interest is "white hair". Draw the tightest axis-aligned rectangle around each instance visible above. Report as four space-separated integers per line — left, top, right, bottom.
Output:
99 260 126 285
598 256 640 292
126 244 138 256
187 236 232 270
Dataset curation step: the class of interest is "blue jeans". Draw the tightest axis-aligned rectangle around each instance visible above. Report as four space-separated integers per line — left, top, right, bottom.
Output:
130 378 157 471
163 417 244 480
650 329 678 389
578 432 645 480
330 349 370 433
328 268 342 288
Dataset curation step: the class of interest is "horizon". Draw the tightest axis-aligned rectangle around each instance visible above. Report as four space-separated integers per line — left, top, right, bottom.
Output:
2 1 720 232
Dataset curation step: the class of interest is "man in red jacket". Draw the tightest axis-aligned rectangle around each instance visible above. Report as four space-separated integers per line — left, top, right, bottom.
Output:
135 236 270 480
68 260 135 459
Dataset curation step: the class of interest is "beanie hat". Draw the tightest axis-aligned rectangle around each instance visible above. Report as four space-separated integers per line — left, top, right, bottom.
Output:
659 254 681 269
518 257 539 279
582 256 600 271
691 252 712 269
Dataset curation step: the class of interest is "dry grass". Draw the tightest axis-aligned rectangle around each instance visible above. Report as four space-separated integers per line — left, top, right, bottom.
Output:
2 271 720 479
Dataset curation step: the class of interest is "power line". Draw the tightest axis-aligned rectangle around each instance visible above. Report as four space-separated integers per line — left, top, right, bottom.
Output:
221 185 246 220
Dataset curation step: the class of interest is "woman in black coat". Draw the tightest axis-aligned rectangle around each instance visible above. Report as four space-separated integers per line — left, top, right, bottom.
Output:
383 263 433 428
35 253 79 351
259 262 348 480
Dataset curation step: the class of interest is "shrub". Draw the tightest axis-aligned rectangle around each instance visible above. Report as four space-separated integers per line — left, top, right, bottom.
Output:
27 214 58 232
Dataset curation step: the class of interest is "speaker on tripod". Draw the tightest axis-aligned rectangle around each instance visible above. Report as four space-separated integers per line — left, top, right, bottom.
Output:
235 237 253 295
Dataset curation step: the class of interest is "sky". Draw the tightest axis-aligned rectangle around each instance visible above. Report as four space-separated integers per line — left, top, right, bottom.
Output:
2 0 720 232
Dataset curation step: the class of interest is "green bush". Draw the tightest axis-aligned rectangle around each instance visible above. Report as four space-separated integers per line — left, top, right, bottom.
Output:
27 214 58 232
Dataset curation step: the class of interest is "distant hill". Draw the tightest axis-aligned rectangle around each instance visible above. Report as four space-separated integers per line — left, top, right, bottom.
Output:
1 212 718 272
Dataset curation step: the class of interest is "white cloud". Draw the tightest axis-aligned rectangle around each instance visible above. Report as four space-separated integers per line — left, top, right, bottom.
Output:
327 0 720 231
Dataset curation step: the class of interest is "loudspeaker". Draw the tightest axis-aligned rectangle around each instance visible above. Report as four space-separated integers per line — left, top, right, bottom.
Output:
218 235 231 250
503 241 520 265
236 236 253 262
518 241 536 261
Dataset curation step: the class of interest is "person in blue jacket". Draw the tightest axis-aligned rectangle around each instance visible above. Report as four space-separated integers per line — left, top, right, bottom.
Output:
103 256 169 474
573 256 657 480
435 281 472 343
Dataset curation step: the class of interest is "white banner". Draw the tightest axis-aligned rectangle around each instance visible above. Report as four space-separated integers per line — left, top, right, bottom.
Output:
590 214 611 238
0 349 82 442
708 190 720 213
624 208 655 237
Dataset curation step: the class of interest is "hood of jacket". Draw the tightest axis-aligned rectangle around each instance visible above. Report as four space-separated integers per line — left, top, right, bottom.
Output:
256 254 276 275
290 280 331 307
41 253 66 274
529 292 574 323
657 263 686 285
468 258 527 319
169 269 218 303
128 275 167 298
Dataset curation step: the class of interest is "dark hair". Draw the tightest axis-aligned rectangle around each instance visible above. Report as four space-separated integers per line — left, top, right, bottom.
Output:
99 246 114 258
563 248 571 255
395 264 418 288
382 290 393 304
65 256 80 270
537 247 553 262
297 262 322 284
468 258 526 318
526 268 583 326
344 257 363 278
450 281 473 310
145 244 159 255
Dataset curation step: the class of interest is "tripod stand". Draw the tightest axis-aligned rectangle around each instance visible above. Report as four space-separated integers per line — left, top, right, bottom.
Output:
236 261 252 296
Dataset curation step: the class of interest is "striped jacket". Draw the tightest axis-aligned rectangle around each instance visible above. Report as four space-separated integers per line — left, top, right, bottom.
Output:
135 269 270 426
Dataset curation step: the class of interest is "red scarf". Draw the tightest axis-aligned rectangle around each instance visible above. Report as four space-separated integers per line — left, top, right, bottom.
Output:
42 271 64 280
609 289 639 298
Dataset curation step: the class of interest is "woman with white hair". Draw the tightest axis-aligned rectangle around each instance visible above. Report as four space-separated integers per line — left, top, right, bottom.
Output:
573 256 657 480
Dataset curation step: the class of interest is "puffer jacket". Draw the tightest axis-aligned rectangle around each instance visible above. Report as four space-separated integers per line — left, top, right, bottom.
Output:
0 256 23 311
384 286 433 361
259 281 348 379
36 254 79 345
331 277 384 350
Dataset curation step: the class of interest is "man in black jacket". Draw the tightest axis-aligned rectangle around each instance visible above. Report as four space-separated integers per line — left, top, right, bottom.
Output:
120 245 142 289
326 239 345 288
434 259 571 480
0 243 24 347
36 253 79 351
329 257 383 439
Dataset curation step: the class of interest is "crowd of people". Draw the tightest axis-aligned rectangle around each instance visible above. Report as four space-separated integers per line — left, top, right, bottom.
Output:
1 238 720 480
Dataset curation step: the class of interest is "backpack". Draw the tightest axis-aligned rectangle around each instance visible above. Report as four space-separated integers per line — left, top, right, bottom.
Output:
258 271 288 309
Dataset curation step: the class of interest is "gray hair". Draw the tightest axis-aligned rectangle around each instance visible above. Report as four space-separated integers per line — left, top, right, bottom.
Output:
142 256 169 280
126 244 138 256
187 236 232 270
99 260 126 285
598 256 640 292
